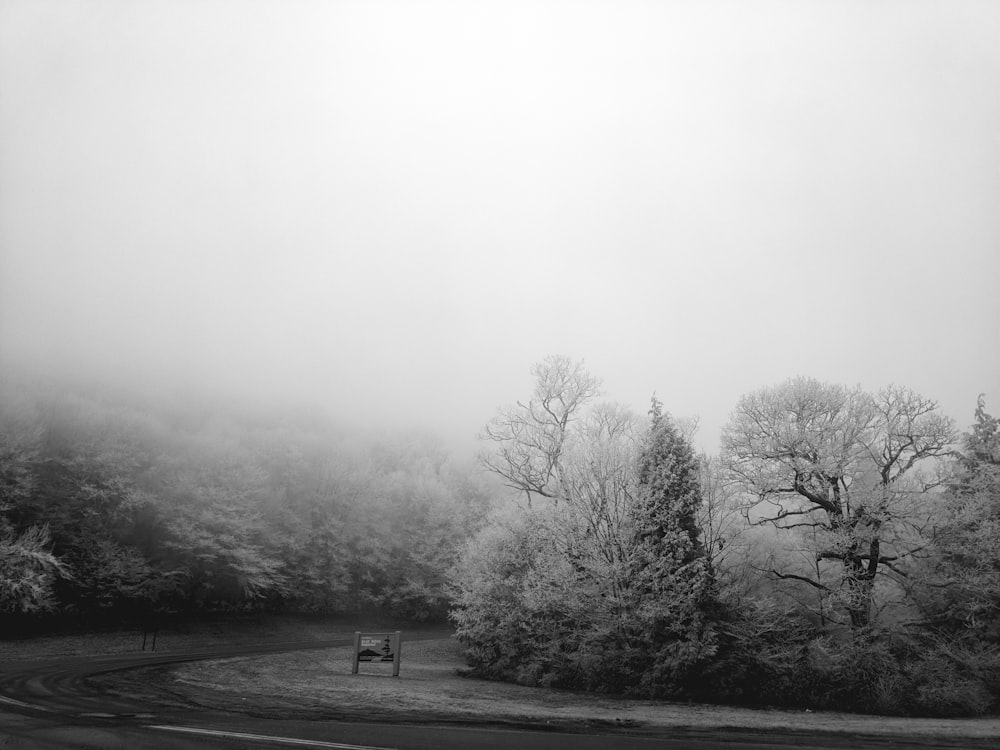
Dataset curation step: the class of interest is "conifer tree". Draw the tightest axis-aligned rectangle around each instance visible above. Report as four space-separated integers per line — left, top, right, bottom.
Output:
624 397 717 696
633 396 706 565
924 395 1000 638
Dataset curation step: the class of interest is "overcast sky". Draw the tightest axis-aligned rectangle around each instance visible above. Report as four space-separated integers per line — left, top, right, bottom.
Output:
1 0 998 453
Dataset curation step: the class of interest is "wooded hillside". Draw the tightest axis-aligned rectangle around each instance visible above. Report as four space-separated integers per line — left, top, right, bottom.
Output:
0 373 495 628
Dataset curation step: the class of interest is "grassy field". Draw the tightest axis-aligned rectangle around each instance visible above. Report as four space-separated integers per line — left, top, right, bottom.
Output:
0 615 404 660
7 620 1000 742
162 636 1000 741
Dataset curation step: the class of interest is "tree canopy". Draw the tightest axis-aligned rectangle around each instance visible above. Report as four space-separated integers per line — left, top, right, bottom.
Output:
0 376 494 625
454 359 717 696
721 377 955 629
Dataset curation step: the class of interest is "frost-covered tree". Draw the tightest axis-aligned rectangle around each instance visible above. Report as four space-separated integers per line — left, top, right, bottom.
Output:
480 355 601 504
454 362 718 694
0 525 67 614
0 391 67 613
721 377 955 630
697 455 759 602
633 398 705 563
0 373 493 622
916 395 1000 638
623 398 717 694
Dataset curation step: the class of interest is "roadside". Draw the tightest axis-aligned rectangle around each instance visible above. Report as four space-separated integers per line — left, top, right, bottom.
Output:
6 621 999 745
0 615 413 660
95 636 1000 744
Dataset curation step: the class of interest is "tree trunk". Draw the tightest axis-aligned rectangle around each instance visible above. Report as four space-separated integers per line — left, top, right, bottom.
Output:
845 558 873 629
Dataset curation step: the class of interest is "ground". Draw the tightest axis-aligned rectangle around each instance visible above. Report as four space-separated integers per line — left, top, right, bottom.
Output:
3 618 999 743
91 627 1000 742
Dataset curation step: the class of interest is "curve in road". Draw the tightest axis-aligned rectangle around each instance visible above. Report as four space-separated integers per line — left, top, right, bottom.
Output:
1 637 995 749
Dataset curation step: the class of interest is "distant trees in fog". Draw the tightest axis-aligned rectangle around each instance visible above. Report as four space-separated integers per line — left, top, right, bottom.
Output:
2 358 998 717
0 377 494 626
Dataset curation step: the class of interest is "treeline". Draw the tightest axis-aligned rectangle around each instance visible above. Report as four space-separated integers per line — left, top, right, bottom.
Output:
0 375 495 629
450 356 1000 717
4 359 998 717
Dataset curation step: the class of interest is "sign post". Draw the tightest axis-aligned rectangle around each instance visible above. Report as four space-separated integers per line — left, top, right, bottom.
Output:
352 631 401 677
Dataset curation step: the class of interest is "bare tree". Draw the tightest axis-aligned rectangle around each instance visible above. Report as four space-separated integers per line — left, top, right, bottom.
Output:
722 377 955 630
697 454 756 594
557 401 641 566
479 355 601 504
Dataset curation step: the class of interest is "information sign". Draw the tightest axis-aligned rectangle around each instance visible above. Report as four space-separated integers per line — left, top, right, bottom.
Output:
351 631 401 677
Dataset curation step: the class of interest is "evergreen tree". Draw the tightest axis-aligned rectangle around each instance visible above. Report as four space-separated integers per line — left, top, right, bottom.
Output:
922 395 1000 639
960 394 1000 494
633 397 706 564
623 397 717 696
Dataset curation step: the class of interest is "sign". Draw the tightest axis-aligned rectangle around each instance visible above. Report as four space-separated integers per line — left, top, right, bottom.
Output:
352 631 401 677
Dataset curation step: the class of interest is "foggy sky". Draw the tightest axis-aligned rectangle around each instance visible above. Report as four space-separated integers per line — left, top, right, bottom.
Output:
2 0 998 454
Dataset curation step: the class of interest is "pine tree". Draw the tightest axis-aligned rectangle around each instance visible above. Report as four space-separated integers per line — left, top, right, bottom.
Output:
625 396 717 696
960 394 1000 495
926 395 1000 639
633 396 706 564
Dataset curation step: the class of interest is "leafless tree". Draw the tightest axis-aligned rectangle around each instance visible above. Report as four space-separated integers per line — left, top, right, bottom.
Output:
722 377 955 629
479 355 601 504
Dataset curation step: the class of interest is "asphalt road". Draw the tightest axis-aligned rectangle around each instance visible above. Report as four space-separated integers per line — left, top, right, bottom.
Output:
0 639 993 750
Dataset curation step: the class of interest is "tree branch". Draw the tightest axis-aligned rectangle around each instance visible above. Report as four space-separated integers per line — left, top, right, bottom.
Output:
770 569 830 591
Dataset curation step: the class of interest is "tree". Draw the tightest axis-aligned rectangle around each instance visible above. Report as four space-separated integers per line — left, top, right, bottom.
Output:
455 361 718 695
449 507 571 683
480 359 642 652
624 398 717 695
0 371 498 624
697 455 760 602
0 395 67 613
163 458 288 607
0 524 67 614
480 355 601 504
633 398 705 563
721 377 955 630
964 395 1000 474
916 395 1000 638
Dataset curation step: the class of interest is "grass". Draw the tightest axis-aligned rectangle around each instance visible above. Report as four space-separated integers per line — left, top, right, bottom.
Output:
8 620 1000 742
0 614 400 660
163 637 1000 741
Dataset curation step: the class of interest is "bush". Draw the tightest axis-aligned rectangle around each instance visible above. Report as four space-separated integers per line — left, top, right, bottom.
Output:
448 512 546 681
698 599 999 717
901 636 999 717
697 597 819 707
450 503 718 696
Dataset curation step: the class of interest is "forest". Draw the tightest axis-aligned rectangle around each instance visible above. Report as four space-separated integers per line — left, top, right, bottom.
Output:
1 357 998 717
0 370 495 628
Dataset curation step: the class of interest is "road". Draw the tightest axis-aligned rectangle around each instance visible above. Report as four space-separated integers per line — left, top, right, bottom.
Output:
0 638 991 749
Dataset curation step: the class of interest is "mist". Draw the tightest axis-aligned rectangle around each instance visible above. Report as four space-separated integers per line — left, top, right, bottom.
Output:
2 0 999 454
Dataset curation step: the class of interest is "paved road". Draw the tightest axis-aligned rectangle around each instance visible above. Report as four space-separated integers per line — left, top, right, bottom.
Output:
0 639 992 749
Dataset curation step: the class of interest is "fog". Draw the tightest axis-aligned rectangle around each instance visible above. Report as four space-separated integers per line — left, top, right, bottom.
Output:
2 0 998 454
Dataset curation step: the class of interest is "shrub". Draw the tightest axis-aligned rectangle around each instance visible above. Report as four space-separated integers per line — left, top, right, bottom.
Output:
697 600 1000 717
901 636 999 717
696 597 819 707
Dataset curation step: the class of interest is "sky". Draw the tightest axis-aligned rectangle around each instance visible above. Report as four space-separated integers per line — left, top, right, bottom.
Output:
1 0 998 455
